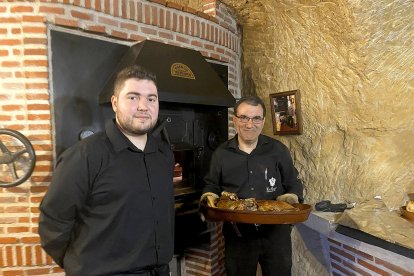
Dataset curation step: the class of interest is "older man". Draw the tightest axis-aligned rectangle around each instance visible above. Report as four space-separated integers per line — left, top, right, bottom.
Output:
202 95 303 276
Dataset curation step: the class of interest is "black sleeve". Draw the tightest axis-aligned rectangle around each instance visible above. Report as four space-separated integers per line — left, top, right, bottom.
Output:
38 145 91 267
202 149 222 196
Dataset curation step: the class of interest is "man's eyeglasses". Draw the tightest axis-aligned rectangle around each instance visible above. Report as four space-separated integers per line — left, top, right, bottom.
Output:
235 115 264 124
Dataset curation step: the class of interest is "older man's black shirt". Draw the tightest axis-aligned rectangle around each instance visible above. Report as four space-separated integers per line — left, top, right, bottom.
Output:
39 119 175 276
203 134 303 201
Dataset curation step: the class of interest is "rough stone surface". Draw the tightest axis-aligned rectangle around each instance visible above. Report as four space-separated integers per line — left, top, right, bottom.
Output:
220 0 414 275
292 225 330 276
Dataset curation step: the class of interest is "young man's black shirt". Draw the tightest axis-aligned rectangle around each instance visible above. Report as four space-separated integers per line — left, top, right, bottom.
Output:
39 119 175 276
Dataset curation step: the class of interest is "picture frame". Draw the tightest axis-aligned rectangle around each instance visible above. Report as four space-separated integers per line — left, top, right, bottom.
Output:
269 90 302 135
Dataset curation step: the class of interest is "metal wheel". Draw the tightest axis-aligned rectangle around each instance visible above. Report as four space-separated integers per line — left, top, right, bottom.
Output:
0 129 36 188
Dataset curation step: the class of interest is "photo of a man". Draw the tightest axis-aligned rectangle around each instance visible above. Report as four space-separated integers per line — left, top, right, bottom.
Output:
270 90 302 135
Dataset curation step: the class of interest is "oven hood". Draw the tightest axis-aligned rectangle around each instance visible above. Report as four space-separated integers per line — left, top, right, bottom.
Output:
99 40 235 107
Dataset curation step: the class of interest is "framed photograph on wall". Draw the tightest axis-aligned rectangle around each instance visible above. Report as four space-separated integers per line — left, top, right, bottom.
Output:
269 90 302 135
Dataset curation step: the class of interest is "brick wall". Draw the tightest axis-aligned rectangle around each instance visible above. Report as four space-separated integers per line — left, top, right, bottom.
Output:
184 223 226 276
0 1 241 274
328 238 414 276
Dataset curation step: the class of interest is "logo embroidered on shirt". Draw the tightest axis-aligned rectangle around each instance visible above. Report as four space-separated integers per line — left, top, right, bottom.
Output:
266 177 277 192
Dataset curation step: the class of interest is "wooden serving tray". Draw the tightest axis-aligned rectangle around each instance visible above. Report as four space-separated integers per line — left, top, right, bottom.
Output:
201 203 312 224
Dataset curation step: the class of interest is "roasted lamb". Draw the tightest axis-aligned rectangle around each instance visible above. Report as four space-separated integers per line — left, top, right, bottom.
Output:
216 191 299 212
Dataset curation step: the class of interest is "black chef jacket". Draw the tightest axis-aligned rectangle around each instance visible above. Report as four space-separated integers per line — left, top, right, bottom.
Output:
39 119 175 276
203 134 303 201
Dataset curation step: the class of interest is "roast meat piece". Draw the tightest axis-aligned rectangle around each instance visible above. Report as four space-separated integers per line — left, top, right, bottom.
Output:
220 191 239 201
257 200 299 212
217 198 258 211
216 191 299 212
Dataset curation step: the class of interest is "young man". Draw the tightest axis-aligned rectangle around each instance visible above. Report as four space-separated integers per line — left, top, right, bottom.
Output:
202 95 303 276
39 65 175 276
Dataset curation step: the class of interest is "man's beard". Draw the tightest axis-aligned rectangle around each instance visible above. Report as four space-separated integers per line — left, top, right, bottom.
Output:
116 113 157 136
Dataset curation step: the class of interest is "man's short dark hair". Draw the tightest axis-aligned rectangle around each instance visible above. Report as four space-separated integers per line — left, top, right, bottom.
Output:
234 96 266 117
113 65 157 96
